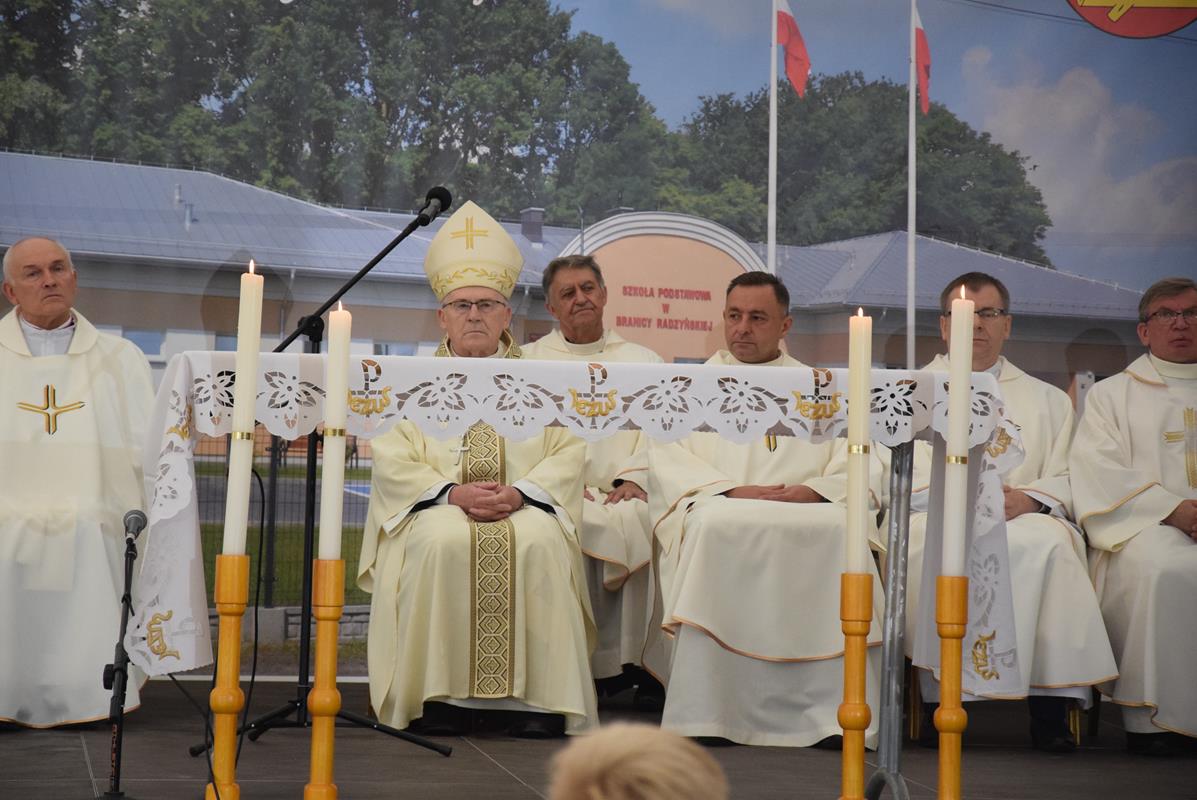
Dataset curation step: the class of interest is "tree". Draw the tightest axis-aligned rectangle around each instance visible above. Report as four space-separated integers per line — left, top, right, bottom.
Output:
667 72 1052 263
0 0 73 150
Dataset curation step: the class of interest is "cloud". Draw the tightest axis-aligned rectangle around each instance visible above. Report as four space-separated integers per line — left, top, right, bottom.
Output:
961 45 1197 256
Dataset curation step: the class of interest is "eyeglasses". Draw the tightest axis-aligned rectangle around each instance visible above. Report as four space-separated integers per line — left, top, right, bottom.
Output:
442 299 508 315
943 307 1008 319
1142 308 1197 325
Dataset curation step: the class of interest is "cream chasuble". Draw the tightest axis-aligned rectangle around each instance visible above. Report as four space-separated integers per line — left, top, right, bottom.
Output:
522 328 663 678
357 333 598 733
906 356 1116 704
0 309 153 727
647 349 884 747
1071 353 1197 736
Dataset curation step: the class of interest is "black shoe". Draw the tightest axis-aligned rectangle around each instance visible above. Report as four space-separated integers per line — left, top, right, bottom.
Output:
1028 696 1075 753
693 736 738 747
812 734 843 751
1126 732 1185 757
508 712 565 739
916 702 938 749
407 701 471 736
632 672 665 713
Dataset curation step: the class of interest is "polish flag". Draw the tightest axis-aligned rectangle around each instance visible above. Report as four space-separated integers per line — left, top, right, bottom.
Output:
777 0 811 98
914 3 931 114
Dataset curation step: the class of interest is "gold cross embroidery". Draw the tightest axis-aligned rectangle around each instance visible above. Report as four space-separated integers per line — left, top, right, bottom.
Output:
17 384 85 435
449 216 489 250
1163 407 1197 489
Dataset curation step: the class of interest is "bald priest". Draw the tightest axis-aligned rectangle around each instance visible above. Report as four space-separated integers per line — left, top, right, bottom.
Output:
0 237 154 727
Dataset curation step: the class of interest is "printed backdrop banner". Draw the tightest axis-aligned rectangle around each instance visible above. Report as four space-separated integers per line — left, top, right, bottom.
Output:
128 352 1023 698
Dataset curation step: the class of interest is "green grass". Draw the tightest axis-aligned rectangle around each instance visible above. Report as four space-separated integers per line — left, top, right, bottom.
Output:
201 523 371 606
193 459 373 482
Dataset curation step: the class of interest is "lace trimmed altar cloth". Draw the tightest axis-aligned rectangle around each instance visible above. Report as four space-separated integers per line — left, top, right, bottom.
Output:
127 352 1024 698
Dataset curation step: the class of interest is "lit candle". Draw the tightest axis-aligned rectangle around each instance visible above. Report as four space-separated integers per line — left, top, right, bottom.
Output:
317 302 352 560
221 260 264 555
846 308 872 573
942 287 974 576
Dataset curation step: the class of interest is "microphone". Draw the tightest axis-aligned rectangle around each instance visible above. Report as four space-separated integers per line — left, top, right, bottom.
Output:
123 509 147 539
416 186 453 226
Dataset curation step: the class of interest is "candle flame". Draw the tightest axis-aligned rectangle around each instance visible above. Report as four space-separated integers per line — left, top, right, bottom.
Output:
856 307 864 317
959 285 966 300
337 300 343 312
249 259 256 275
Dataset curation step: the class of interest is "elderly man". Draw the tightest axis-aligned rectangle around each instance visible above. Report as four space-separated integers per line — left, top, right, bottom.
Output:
648 271 882 747
522 255 664 702
1071 276 1197 756
905 272 1117 752
0 237 154 727
358 202 596 738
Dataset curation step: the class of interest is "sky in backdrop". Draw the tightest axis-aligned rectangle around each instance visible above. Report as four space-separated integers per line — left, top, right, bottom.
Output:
561 0 1197 289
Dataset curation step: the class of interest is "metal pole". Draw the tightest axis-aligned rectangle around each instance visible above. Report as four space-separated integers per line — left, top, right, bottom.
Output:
866 440 914 800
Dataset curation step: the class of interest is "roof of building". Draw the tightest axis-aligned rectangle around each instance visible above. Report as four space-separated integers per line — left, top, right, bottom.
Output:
1 151 1142 319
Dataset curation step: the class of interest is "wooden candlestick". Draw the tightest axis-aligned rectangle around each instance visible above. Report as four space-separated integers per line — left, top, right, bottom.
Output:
207 554 250 800
838 572 873 800
305 559 346 800
935 575 969 800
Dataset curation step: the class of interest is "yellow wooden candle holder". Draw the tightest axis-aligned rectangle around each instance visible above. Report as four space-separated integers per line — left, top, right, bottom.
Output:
207 553 250 800
838 572 873 800
935 575 969 800
305 559 345 800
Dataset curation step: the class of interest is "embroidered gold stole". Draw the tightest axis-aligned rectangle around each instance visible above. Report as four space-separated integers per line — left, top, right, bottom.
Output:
437 332 523 697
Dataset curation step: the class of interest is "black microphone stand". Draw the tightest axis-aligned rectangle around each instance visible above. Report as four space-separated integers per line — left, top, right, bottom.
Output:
188 197 452 759
102 513 144 799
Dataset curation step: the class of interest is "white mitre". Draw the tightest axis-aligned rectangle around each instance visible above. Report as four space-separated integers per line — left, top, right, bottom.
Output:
424 200 523 300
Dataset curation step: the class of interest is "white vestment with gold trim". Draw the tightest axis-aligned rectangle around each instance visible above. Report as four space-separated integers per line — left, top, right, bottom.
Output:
1071 353 1197 736
0 309 153 726
906 356 1117 703
648 350 883 747
522 328 663 679
357 337 597 733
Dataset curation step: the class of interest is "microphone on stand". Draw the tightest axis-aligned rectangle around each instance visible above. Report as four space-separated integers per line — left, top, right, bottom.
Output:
416 186 453 226
103 509 147 799
123 510 147 539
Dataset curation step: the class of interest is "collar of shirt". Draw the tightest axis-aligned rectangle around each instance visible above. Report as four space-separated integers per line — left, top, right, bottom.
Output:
1149 353 1197 381
18 311 76 357
556 329 608 356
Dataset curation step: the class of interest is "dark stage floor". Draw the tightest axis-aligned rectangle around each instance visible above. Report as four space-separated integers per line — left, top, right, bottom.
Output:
1 678 1192 799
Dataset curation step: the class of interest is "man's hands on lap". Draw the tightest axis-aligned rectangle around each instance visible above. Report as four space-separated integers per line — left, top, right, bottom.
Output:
604 481 647 504
1003 487 1043 521
449 481 524 522
1163 499 1197 540
724 484 824 503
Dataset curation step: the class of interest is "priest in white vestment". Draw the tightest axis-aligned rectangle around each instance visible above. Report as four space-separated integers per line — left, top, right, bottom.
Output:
0 237 154 727
358 202 596 738
522 254 665 701
1071 276 1197 756
904 272 1117 752
648 271 884 747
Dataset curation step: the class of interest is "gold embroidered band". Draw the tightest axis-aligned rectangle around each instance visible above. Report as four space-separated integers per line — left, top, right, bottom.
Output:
231 431 254 440
847 444 870 455
323 428 346 437
945 455 968 465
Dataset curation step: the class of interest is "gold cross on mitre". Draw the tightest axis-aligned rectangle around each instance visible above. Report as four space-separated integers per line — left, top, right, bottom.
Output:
1163 407 1197 489
449 216 489 250
18 384 86 435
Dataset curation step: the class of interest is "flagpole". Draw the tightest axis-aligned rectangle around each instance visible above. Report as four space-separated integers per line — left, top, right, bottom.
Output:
906 0 917 369
767 0 779 274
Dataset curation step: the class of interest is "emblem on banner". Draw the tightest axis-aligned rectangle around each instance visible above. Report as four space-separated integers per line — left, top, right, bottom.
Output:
970 630 1000 681
147 611 181 661
569 363 620 418
792 369 842 421
348 359 393 416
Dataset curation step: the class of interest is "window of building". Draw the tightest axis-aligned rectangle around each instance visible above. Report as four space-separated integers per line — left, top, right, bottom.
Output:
215 333 237 351
124 328 165 355
373 341 417 356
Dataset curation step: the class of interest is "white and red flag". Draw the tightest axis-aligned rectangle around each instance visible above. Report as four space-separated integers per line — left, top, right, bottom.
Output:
777 0 811 98
914 2 931 114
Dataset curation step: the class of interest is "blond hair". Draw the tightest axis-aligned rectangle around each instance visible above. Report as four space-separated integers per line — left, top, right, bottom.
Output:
549 724 729 800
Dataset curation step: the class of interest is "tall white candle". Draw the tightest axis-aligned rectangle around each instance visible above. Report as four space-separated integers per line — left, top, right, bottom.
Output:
942 288 974 576
846 308 872 573
221 260 264 555
317 302 352 560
